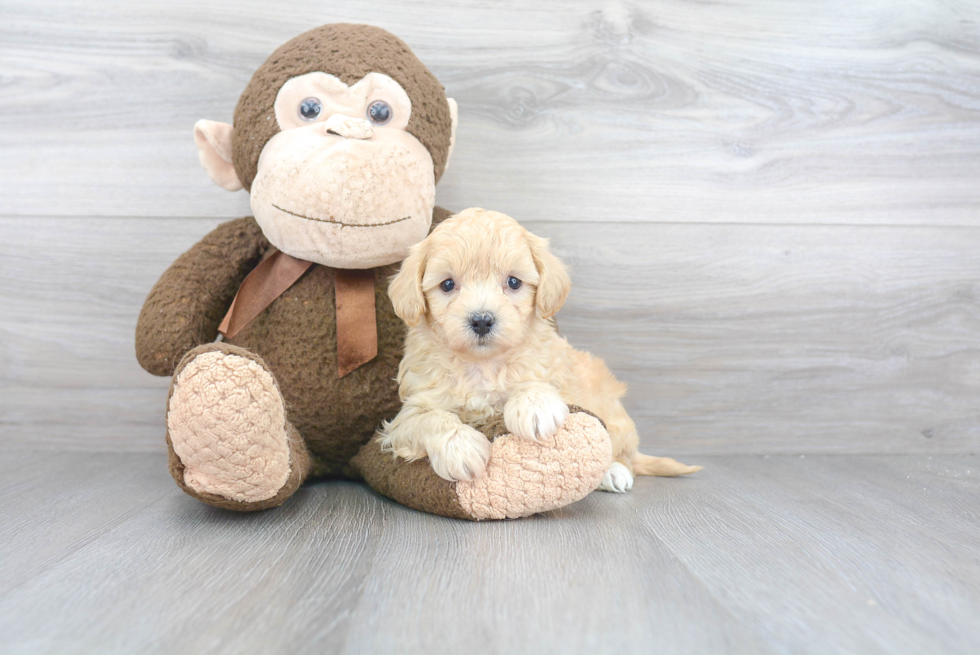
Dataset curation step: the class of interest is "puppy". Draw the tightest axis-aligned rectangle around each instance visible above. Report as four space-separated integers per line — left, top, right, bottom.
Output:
381 208 700 492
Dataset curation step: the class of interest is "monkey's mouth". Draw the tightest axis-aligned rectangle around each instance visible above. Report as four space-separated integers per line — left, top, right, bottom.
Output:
272 204 411 228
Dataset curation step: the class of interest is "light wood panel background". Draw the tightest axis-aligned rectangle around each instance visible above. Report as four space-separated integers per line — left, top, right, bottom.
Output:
2 0 980 454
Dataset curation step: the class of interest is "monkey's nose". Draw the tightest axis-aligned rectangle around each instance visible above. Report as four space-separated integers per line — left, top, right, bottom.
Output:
469 312 495 337
324 114 374 140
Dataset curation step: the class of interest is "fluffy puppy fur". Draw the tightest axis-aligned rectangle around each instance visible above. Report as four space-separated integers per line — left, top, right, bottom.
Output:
381 208 700 491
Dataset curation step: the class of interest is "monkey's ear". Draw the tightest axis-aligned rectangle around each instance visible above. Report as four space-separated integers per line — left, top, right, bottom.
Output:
193 120 243 192
389 240 429 327
526 231 571 319
444 98 459 174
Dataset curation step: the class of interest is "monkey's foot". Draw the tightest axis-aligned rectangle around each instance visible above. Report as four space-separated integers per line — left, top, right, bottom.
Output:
166 343 309 511
352 407 612 521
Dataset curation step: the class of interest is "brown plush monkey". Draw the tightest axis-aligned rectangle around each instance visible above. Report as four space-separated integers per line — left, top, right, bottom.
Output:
136 24 612 520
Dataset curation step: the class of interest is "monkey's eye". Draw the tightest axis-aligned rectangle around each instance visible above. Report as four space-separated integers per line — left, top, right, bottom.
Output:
367 100 392 125
298 97 322 121
507 276 522 290
440 279 455 293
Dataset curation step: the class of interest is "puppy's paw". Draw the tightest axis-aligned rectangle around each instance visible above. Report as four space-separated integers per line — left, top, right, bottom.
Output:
598 462 634 493
428 424 492 482
504 389 569 442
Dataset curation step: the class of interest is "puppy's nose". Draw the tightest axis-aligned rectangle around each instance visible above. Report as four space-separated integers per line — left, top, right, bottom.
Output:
469 312 495 337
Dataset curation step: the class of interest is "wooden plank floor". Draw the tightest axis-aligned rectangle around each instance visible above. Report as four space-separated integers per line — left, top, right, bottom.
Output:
0 452 977 654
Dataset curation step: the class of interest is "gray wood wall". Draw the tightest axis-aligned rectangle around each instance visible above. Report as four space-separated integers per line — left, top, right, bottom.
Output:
2 0 979 455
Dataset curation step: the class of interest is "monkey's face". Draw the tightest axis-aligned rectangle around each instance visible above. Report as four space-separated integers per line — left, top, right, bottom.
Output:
246 72 437 268
195 63 457 269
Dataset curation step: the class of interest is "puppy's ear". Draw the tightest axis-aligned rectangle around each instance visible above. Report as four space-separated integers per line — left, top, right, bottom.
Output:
389 240 429 326
526 231 571 319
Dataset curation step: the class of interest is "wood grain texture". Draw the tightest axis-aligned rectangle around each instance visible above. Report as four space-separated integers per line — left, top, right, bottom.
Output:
553 221 980 455
1 0 979 223
3 4 979 653
0 453 977 654
637 454 980 654
0 452 165 594
3 216 978 454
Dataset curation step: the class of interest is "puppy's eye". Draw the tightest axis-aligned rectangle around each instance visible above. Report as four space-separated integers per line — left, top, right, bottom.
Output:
507 276 522 290
440 279 456 292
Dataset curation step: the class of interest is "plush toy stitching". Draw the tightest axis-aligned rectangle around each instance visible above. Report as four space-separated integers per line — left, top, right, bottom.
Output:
272 203 412 228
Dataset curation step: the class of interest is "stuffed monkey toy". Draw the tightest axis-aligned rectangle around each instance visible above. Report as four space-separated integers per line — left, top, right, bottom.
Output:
136 24 612 520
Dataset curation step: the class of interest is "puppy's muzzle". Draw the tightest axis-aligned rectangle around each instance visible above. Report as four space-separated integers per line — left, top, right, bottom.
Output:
468 312 495 337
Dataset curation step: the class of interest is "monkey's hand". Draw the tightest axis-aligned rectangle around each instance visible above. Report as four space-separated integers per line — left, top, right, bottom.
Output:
135 216 268 376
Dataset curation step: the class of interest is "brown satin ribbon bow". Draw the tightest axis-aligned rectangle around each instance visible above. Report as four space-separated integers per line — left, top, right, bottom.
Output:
218 250 378 378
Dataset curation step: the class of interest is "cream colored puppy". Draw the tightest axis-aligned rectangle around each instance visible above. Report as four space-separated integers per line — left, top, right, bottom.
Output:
381 208 700 491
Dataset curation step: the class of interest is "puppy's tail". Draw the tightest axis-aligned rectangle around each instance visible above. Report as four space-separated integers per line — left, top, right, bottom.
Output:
631 452 702 477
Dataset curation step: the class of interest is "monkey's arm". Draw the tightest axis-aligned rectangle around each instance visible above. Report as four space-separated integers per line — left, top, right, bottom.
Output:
136 216 269 376
352 406 612 520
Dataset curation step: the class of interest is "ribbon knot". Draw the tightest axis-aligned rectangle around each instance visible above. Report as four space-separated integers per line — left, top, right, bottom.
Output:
218 250 378 377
